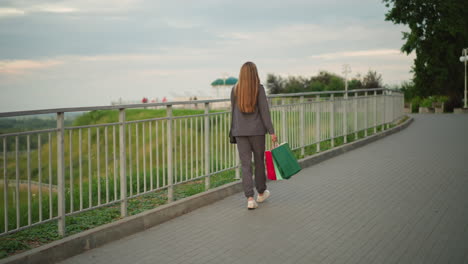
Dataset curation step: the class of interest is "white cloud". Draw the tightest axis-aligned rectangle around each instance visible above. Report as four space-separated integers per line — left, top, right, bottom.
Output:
32 5 78 13
310 49 402 60
0 59 63 74
0 8 26 17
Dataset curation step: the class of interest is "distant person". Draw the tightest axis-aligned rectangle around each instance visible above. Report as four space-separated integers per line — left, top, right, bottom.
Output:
162 97 167 103
230 61 277 210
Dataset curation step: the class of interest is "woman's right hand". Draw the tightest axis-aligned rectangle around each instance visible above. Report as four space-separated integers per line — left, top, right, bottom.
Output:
271 134 278 143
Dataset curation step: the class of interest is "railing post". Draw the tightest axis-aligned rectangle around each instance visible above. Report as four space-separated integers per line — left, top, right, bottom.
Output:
299 96 305 156
390 93 396 123
330 94 335 148
281 99 286 143
364 91 368 137
374 90 377 134
343 92 347 144
56 112 65 236
204 103 210 191
382 90 386 130
354 92 358 139
119 109 127 217
166 105 173 202
316 95 320 152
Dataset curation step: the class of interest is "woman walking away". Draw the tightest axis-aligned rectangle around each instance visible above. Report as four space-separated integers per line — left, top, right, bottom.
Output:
230 61 278 210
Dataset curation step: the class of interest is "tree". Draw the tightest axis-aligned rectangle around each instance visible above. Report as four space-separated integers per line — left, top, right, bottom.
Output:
348 78 363 90
399 81 417 102
362 70 383 89
310 71 344 91
383 0 468 110
266 73 284 94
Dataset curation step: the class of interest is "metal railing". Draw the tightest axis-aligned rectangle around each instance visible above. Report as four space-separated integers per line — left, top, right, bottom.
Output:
0 88 404 236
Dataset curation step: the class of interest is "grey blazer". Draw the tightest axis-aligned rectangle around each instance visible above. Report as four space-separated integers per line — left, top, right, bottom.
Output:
230 84 275 136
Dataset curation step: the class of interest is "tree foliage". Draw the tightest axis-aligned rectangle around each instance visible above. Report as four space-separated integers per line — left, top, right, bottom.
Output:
265 70 383 95
362 70 383 89
383 0 468 110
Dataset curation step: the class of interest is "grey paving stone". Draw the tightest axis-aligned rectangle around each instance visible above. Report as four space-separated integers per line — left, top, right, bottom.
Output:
59 114 468 264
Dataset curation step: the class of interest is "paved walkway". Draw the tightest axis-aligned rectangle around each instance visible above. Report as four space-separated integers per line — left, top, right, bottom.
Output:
60 114 468 264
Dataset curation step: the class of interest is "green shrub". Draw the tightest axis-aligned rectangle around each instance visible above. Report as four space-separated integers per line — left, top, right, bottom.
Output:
411 96 421 112
420 97 434 108
435 95 449 103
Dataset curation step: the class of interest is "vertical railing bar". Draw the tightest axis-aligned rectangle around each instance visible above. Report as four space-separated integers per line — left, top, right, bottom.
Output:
374 90 377 134
218 114 222 171
179 119 182 183
149 121 153 190
27 135 31 226
343 95 347 144
135 124 139 195
48 133 52 220
162 120 166 187
185 119 188 181
215 114 218 173
281 99 286 143
39 134 43 220
167 105 173 202
3 138 8 232
15 136 20 228
113 126 117 201
354 93 358 139
210 116 213 174
142 122 146 192
307 101 311 146
174 120 177 184
195 117 198 178
56 112 65 236
224 113 228 170
288 101 291 146
173 120 176 185
105 127 109 204
365 92 368 137
88 128 92 208
381 91 385 130
155 121 159 189
119 109 127 217
204 103 210 190
190 118 193 180
330 94 335 148
229 113 233 169
316 96 320 152
97 128 101 206
69 130 73 213
128 125 132 197
79 129 83 210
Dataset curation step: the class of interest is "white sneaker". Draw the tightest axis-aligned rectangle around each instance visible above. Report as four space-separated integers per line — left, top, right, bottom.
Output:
247 200 258 210
256 190 270 203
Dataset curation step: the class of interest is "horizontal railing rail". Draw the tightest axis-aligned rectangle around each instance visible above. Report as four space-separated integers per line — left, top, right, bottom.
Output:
0 88 398 118
0 88 404 237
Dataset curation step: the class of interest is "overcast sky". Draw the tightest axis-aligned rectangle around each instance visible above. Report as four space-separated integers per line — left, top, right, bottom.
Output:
0 0 414 112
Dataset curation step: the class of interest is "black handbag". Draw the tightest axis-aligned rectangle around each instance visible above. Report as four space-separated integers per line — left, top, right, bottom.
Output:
229 85 237 144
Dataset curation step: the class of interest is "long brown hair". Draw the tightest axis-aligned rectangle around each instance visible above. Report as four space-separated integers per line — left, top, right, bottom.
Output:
235 61 260 113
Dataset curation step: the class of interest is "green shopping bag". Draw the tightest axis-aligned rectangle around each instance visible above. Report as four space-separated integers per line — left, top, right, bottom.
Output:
273 158 284 180
271 142 301 179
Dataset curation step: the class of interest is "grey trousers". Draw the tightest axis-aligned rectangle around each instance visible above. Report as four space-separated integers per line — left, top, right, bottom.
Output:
235 135 266 198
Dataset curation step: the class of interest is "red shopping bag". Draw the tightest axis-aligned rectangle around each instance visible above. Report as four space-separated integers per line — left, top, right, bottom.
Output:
265 150 277 180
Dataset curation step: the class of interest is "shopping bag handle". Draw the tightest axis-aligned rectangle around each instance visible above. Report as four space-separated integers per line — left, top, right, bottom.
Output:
270 141 279 150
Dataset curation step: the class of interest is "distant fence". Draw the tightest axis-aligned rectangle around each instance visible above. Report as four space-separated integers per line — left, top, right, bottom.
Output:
0 88 404 237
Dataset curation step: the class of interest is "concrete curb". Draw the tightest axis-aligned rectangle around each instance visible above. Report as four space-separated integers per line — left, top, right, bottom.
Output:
1 116 413 264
